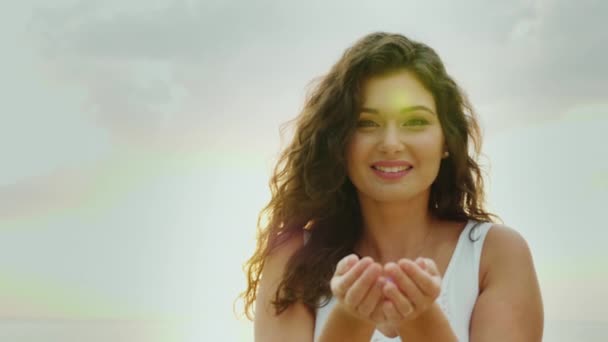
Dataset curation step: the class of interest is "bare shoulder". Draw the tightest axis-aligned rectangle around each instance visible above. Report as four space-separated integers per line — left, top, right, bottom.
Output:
479 224 533 287
259 231 307 300
254 230 314 342
471 223 544 341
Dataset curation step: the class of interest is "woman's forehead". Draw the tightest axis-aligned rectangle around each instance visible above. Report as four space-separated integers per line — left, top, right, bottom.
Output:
360 70 435 112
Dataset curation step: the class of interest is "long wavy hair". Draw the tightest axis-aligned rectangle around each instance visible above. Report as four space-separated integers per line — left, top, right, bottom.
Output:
237 32 498 320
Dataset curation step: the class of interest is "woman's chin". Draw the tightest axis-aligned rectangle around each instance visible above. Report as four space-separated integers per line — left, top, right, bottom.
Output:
361 190 419 204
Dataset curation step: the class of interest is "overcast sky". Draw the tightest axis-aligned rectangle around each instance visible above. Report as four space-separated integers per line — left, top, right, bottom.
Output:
1 0 607 341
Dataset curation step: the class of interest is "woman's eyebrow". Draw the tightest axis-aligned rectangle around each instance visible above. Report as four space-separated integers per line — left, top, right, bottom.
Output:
360 105 436 116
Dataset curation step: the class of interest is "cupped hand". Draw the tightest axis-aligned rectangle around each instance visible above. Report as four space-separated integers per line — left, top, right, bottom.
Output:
330 254 443 333
329 254 388 324
380 257 442 323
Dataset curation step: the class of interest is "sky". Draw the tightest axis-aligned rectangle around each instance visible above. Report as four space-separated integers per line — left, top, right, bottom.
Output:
1 0 607 341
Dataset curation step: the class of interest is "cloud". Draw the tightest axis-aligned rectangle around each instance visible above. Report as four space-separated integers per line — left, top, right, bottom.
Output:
497 0 608 117
25 0 607 146
27 0 315 151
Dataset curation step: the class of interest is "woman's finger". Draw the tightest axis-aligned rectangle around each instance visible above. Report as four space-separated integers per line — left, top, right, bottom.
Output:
382 295 408 321
400 259 441 299
416 257 427 271
383 280 414 318
370 294 388 323
421 257 440 277
335 254 358 276
344 262 382 307
330 257 373 297
385 262 425 310
356 275 385 317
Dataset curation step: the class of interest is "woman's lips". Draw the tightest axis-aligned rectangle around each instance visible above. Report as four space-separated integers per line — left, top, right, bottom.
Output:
371 165 413 180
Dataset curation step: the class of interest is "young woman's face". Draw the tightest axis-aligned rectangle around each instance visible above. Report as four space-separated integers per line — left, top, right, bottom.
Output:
346 69 446 203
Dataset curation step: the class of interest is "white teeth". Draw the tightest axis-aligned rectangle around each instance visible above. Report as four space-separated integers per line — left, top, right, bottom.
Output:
374 166 411 173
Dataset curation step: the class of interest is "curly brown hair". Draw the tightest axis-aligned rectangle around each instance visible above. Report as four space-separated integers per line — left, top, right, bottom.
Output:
237 32 498 320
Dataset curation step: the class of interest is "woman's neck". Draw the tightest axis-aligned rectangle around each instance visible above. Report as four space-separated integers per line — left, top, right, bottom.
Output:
354 193 437 264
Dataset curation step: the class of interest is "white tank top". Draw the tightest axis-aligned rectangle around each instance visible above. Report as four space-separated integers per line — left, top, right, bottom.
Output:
309 219 493 342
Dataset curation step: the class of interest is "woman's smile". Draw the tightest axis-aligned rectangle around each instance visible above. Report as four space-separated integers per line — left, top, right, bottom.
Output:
371 165 413 180
370 161 414 180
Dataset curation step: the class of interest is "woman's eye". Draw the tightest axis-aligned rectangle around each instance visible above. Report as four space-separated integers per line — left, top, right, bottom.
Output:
356 120 378 127
404 119 429 126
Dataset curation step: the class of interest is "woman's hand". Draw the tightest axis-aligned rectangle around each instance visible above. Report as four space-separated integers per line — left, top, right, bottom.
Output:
381 257 442 323
330 254 388 324
329 254 443 336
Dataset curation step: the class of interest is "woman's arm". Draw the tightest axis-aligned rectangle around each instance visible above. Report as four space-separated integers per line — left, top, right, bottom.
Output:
469 225 544 341
254 235 390 342
396 301 457 341
317 303 377 342
254 232 314 342
254 233 379 342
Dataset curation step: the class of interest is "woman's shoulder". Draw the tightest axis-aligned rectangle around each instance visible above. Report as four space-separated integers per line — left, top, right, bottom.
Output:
267 229 307 263
470 223 544 340
482 223 531 259
262 230 308 286
255 229 315 340
256 229 309 308
479 223 535 289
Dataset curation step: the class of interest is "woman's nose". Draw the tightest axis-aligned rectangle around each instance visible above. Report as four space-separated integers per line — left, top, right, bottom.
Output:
378 125 404 154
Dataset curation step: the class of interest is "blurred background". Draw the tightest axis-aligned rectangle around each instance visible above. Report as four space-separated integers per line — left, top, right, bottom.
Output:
1 0 606 341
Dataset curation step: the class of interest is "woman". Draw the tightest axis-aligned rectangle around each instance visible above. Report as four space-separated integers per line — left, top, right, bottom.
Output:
239 32 543 341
